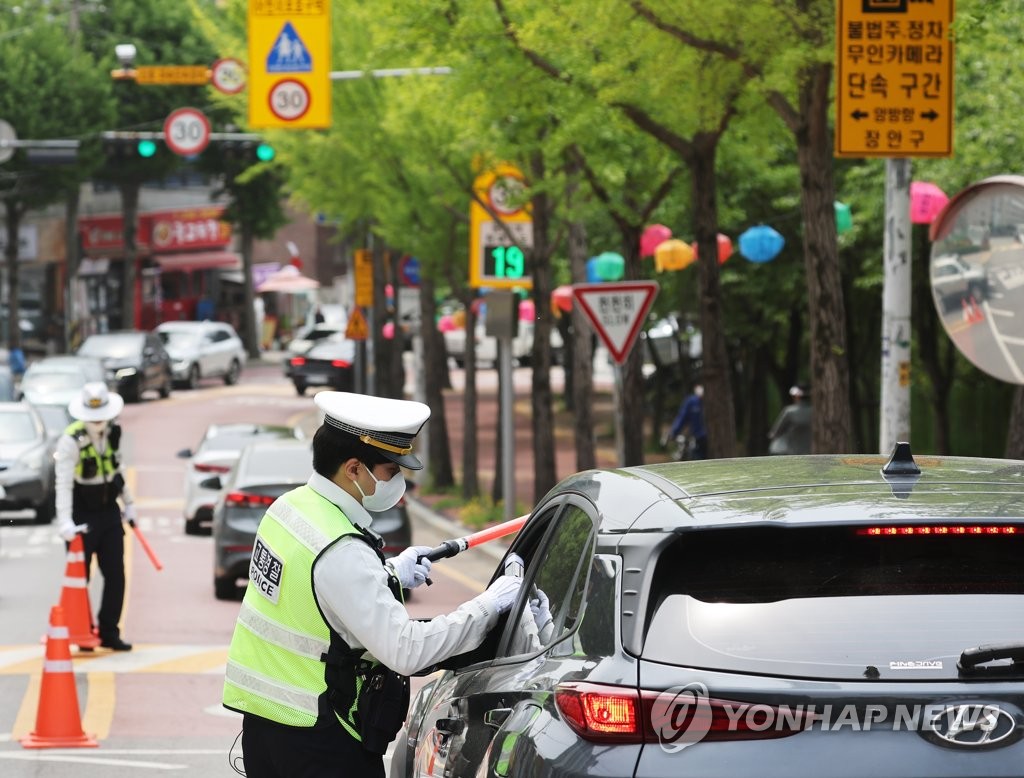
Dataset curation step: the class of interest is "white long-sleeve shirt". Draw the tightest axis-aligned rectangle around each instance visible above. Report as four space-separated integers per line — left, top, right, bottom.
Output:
308 473 499 676
55 424 133 525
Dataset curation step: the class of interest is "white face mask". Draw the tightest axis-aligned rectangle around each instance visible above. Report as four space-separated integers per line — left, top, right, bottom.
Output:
84 420 108 438
355 464 406 512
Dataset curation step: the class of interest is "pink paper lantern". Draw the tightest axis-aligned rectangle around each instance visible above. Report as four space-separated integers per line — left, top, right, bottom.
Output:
382 321 395 339
640 224 672 257
692 233 734 264
518 298 535 321
438 314 455 333
910 181 950 225
551 285 574 313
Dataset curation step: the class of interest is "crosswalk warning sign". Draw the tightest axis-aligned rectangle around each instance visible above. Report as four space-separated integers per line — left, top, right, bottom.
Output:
346 307 369 341
267 22 312 73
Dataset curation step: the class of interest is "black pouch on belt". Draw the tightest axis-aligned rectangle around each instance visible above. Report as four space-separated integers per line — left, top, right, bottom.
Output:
356 663 411 755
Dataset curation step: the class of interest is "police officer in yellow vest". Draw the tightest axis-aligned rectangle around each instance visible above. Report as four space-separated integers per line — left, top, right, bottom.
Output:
55 382 136 651
223 392 523 776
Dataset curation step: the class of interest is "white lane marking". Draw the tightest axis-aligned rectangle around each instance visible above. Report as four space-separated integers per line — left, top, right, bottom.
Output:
988 306 1015 317
981 298 1024 383
0 752 186 769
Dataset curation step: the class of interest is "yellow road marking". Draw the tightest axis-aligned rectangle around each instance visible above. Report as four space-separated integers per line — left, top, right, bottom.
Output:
81 672 114 739
11 673 40 739
145 648 228 674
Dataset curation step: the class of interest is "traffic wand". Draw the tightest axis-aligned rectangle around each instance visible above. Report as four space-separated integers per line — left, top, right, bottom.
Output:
418 515 529 585
128 520 163 571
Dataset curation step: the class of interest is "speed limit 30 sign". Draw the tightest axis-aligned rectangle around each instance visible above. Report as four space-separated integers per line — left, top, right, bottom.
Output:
163 107 211 156
268 79 311 122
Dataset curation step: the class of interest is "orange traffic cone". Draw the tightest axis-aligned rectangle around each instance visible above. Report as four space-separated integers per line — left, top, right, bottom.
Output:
59 534 99 650
20 605 98 749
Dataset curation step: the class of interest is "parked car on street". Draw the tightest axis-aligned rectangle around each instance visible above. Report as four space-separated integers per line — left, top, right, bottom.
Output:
156 320 247 389
76 330 173 403
176 423 305 536
0 402 58 523
288 334 356 396
16 355 106 407
282 321 348 376
392 445 1024 777
931 254 990 313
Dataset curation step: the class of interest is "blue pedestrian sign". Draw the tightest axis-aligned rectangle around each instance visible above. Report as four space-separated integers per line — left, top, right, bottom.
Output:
266 22 312 73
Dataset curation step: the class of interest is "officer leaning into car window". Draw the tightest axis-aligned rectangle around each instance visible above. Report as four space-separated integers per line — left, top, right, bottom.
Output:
55 382 137 651
222 391 524 777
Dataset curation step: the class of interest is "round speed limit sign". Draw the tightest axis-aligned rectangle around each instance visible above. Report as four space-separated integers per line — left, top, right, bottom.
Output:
268 79 311 122
163 107 211 156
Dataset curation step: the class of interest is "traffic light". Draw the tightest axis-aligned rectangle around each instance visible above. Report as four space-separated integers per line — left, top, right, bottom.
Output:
102 135 161 160
220 139 275 164
255 142 275 162
137 139 157 158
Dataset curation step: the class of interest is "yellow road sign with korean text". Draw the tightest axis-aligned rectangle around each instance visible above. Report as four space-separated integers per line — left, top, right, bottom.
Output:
247 0 331 129
353 248 374 308
134 66 210 85
835 0 954 158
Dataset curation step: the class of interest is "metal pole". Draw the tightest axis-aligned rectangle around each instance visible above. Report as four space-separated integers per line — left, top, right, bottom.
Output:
613 363 624 465
879 158 913 454
499 335 515 523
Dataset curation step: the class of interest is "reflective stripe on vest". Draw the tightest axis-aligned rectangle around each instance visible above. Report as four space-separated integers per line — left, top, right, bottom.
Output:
222 485 364 729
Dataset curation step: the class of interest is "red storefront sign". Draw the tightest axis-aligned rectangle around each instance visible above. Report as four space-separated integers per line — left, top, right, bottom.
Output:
79 206 232 255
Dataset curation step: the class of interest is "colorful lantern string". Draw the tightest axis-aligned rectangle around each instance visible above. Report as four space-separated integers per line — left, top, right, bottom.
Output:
640 224 673 257
654 239 695 272
738 225 785 263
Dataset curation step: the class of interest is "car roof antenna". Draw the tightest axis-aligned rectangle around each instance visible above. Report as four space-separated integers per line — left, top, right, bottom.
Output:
881 441 921 476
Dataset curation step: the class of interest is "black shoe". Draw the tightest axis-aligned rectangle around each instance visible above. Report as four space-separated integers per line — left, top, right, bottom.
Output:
100 637 133 651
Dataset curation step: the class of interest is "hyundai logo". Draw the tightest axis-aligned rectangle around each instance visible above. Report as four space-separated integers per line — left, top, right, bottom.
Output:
923 704 1019 750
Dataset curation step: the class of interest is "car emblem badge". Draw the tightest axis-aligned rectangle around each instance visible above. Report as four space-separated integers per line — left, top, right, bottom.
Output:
923 704 1019 749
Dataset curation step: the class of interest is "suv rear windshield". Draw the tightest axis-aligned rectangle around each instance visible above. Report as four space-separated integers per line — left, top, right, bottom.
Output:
642 525 1024 681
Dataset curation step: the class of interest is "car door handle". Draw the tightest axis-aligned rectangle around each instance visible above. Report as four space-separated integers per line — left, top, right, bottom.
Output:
484 708 512 729
436 717 465 735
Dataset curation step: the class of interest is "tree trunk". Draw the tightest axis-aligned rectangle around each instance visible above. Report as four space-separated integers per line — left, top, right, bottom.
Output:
371 241 389 397
4 201 22 352
568 213 596 471
794 63 853 454
620 225 647 465
421 273 454 489
63 187 80 353
119 182 140 331
529 152 557 501
1005 387 1024 459
461 287 480 500
240 219 260 359
388 251 405 399
691 133 736 458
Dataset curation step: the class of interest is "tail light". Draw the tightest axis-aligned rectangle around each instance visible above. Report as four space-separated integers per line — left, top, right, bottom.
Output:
331 359 351 368
290 357 306 366
225 492 276 509
555 683 809 745
857 524 1018 536
194 463 231 474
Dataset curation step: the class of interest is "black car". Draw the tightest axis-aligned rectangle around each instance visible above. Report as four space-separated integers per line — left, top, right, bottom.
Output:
76 330 173 403
288 335 356 396
393 445 1024 777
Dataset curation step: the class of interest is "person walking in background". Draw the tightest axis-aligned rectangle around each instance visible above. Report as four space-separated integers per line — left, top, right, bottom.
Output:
55 383 136 651
768 385 812 455
663 382 708 460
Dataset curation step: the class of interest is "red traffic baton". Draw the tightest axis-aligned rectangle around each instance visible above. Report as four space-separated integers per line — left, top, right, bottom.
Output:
420 514 529 567
129 520 163 571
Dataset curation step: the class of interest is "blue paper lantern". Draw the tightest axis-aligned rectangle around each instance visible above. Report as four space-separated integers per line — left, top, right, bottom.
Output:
738 225 785 263
595 252 625 281
585 256 602 282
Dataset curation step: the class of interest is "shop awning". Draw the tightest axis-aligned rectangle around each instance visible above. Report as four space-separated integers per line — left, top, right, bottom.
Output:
154 250 241 273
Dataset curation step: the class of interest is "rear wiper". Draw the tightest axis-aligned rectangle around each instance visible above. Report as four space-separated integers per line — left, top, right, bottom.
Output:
959 643 1024 675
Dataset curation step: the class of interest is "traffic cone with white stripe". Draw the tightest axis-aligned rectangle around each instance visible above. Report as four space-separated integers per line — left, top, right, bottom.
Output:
20 605 98 749
59 534 99 650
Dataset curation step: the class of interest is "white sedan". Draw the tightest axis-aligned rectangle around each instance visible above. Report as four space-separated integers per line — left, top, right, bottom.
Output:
156 320 247 389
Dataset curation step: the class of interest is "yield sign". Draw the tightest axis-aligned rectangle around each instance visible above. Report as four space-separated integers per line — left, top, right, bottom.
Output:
572 281 659 365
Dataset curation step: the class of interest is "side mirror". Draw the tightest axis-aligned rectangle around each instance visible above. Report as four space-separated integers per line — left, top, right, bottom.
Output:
404 479 417 493
176 448 193 459
199 476 222 490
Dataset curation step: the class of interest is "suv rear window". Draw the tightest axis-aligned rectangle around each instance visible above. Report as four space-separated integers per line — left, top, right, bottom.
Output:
642 525 1024 681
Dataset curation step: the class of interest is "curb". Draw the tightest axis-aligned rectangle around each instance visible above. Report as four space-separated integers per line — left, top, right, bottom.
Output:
404 497 508 563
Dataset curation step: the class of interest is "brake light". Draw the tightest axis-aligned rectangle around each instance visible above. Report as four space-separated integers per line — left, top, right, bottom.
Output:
225 492 276 509
857 525 1018 536
194 463 231 474
290 357 306 366
554 683 809 745
331 359 351 368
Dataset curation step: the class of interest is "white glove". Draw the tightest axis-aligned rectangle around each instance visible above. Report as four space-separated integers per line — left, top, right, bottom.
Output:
57 518 86 542
530 587 553 631
388 545 434 590
485 575 523 615
123 504 137 525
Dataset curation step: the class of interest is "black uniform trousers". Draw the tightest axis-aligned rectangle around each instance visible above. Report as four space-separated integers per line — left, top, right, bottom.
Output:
242 713 384 778
74 506 126 642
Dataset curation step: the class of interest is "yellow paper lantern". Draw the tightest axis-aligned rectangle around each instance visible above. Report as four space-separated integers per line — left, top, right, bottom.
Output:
654 239 695 272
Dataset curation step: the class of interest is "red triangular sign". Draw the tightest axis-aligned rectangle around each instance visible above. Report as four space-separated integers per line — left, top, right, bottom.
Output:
572 281 659 365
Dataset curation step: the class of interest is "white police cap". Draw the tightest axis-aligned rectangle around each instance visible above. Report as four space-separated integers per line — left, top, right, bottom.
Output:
314 391 430 469
68 382 124 422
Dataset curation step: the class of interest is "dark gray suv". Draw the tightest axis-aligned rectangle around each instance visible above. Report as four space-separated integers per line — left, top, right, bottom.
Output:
393 446 1024 777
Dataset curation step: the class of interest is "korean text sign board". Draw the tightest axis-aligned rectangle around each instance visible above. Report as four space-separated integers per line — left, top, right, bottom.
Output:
835 0 954 158
572 282 659 366
469 164 533 290
247 0 331 129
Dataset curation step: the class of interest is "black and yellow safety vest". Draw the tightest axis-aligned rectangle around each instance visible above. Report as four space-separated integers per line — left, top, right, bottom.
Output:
65 420 124 513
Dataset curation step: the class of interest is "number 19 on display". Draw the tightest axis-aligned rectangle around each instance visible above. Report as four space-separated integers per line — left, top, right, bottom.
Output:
484 245 526 279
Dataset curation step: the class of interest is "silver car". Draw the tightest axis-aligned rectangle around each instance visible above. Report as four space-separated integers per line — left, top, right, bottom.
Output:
156 320 247 389
0 402 57 523
17 355 106 407
176 423 305 536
